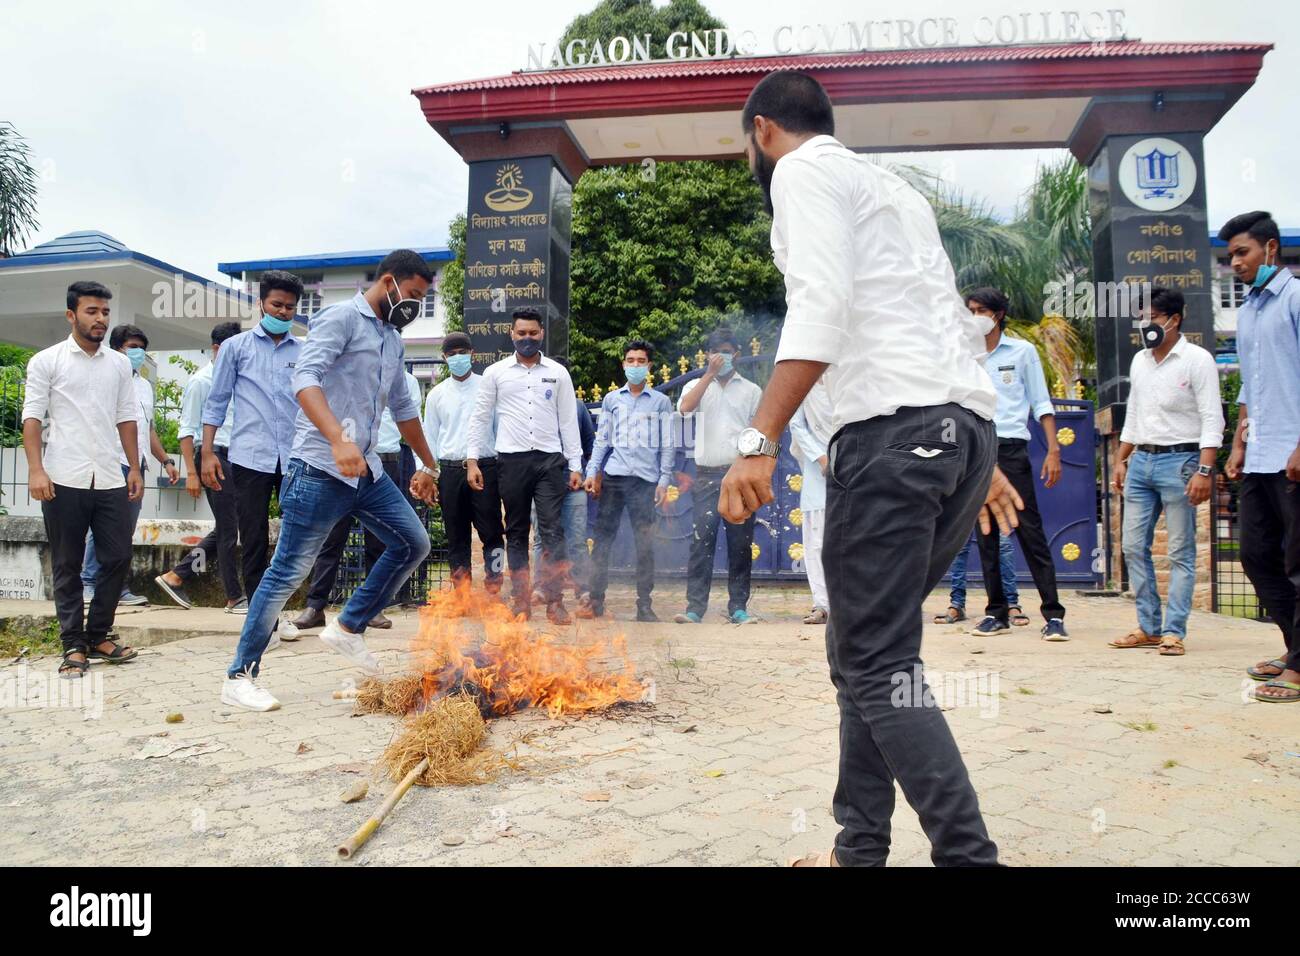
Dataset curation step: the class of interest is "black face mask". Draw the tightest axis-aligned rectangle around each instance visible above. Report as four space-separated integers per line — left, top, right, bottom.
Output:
1141 322 1165 350
383 281 422 331
751 139 777 216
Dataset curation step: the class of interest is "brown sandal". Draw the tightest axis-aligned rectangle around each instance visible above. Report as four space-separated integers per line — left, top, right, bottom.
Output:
1158 637 1185 656
933 606 966 625
1109 630 1160 649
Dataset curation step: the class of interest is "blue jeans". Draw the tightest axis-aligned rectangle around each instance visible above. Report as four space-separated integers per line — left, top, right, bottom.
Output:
1122 450 1198 638
82 464 144 594
532 488 589 593
226 460 429 678
948 535 1019 609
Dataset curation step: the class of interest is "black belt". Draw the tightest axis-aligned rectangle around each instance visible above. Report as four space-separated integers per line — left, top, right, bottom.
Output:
1135 443 1199 454
998 437 1028 446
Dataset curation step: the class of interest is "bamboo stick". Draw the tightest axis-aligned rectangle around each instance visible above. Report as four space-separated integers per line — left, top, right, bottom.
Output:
336 758 429 859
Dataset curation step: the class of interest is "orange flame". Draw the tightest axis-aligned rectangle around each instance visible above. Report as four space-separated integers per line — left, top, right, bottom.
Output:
412 580 643 718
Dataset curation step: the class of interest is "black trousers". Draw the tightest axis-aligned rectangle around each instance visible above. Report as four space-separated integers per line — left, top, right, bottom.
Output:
824 403 999 866
498 450 568 601
171 446 242 601
439 458 505 587
1239 472 1300 671
685 466 754 616
303 454 411 610
231 461 282 600
589 474 657 610
978 439 1064 624
42 483 134 652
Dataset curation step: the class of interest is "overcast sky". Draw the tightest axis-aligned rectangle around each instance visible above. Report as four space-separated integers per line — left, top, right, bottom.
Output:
3 0 1293 281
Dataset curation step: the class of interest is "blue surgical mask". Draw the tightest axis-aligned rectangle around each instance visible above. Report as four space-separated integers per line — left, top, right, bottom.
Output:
125 347 146 371
1253 264 1279 288
261 313 294 335
624 365 649 385
719 354 734 375
446 353 473 377
514 337 542 358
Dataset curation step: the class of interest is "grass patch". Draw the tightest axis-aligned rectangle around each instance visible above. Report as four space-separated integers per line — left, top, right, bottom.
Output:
0 616 62 659
1162 759 1179 769
1121 719 1158 733
668 658 696 671
1017 687 1035 695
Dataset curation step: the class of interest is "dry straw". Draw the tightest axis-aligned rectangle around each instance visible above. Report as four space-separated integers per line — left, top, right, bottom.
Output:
380 692 511 787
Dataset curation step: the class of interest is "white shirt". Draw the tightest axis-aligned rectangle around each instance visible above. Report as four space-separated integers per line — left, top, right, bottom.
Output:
1119 337 1224 449
468 353 582 472
376 371 422 454
21 335 137 489
121 373 154 469
423 372 496 461
678 372 763 468
179 361 233 450
769 135 997 430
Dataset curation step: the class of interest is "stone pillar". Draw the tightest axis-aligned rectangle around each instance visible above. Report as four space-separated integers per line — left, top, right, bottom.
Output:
1090 131 1214 607
462 156 573 368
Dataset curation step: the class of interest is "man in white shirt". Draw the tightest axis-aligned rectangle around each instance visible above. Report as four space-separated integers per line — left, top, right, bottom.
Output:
674 327 763 625
155 321 243 611
290 367 424 631
788 377 833 625
718 72 1021 867
467 308 582 624
424 332 505 593
1110 287 1223 656
22 281 146 677
81 324 180 607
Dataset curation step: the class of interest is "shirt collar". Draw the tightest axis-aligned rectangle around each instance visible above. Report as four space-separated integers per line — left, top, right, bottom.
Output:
354 292 378 320
66 333 105 357
791 134 844 158
510 350 548 368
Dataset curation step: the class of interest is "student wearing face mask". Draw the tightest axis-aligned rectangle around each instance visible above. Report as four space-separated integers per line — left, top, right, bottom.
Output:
1221 211 1300 702
1110 287 1222 658
675 327 763 625
421 331 505 592
201 270 304 614
221 250 440 712
583 339 675 622
81 324 180 607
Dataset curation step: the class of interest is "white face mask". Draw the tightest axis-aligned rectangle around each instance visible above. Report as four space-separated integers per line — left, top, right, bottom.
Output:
383 280 422 330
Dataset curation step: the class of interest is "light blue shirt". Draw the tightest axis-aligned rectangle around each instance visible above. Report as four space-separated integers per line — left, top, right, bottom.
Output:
788 405 828 511
984 334 1055 441
1237 268 1300 474
422 372 495 461
180 362 233 449
376 371 422 454
203 323 301 472
587 384 675 486
290 293 419 487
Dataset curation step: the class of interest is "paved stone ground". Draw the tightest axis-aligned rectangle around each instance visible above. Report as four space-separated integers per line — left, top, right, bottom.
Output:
1 585 1296 867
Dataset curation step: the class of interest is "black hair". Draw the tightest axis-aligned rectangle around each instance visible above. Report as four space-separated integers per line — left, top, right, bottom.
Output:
66 280 112 312
1149 287 1184 324
442 331 473 352
741 71 835 137
376 249 434 284
1217 210 1280 247
624 338 653 360
109 324 148 351
512 307 543 329
965 286 1010 319
211 321 242 345
259 269 303 302
707 327 739 352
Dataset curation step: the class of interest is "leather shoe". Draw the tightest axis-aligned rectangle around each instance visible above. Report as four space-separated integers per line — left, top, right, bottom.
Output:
290 606 326 630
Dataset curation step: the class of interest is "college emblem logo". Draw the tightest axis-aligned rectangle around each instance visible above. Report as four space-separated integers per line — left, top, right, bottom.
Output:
484 162 534 212
1118 137 1197 212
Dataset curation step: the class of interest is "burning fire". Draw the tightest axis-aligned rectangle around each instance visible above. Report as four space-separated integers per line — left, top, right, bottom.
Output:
412 581 643 718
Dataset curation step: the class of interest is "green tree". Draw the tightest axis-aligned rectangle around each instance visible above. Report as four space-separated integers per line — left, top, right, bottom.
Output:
559 0 723 59
0 122 40 257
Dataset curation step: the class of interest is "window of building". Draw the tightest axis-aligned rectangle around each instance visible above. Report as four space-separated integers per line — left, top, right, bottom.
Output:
422 286 438 319
299 290 323 317
1216 260 1246 310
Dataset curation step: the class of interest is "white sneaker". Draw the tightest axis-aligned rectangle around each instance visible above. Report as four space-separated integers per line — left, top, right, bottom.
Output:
319 618 382 675
221 672 280 712
278 618 301 642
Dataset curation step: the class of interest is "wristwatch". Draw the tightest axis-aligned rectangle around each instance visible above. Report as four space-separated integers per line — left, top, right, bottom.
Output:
1196 464 1213 477
737 427 779 459
163 458 175 469
418 465 437 479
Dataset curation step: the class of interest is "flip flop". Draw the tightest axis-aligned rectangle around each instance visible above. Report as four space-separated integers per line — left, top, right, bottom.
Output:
1254 679 1300 703
933 606 966 625
1247 659 1286 681
1009 606 1030 627
1158 638 1185 657
1109 630 1160 649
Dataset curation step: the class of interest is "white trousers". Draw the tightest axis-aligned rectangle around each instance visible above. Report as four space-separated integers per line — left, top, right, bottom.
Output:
802 507 828 610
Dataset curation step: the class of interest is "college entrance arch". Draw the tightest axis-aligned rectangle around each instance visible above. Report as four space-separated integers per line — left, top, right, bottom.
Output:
412 38 1271 585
